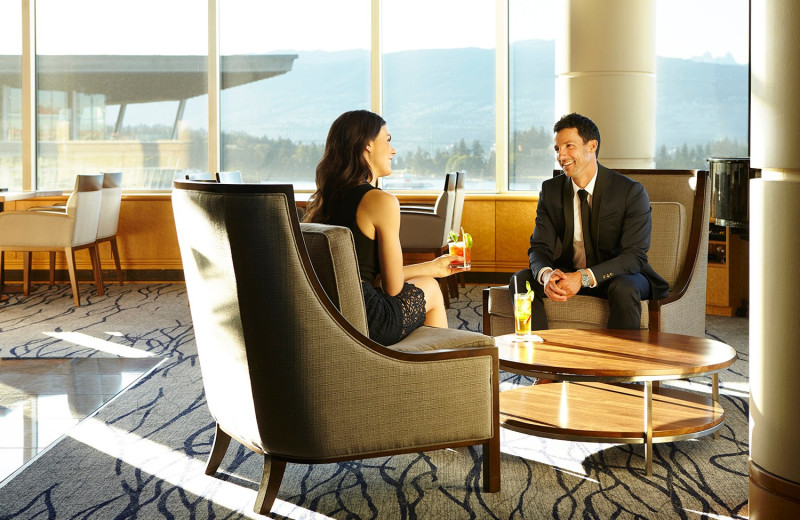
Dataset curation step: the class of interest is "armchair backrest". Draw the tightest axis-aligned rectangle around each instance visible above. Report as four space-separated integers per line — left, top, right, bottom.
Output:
65 174 104 247
434 171 457 223
451 171 466 233
215 171 243 183
97 171 123 239
172 181 413 458
616 169 709 298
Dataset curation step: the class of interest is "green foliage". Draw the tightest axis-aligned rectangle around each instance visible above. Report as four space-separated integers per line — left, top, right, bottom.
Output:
655 138 748 169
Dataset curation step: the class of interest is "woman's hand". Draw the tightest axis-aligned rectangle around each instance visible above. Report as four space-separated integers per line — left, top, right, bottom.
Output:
430 254 470 278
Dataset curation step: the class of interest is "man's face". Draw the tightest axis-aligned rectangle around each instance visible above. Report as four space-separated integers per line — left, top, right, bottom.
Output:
554 127 598 186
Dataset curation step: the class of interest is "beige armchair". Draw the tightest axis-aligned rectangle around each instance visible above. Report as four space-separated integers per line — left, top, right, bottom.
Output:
483 169 710 338
171 181 500 515
0 174 104 306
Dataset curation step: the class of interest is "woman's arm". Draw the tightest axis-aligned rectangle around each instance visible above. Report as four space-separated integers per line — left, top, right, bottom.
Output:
359 189 463 296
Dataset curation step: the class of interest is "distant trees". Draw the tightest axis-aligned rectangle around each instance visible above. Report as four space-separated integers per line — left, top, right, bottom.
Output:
655 138 748 169
128 125 749 189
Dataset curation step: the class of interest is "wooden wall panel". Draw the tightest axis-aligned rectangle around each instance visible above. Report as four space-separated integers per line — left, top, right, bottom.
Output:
461 200 496 269
495 199 537 272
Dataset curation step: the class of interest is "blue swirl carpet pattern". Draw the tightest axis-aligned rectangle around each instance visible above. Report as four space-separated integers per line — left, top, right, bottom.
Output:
0 284 749 519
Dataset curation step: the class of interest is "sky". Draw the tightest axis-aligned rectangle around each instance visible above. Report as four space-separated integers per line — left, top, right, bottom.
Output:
1 0 748 65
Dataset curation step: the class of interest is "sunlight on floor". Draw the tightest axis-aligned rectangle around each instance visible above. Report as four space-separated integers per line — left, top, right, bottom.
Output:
684 509 747 519
44 331 155 358
70 418 335 519
500 428 604 478
665 379 750 398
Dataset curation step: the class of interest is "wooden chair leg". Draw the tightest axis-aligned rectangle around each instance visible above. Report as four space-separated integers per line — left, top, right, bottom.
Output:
254 455 287 515
64 247 80 306
448 275 459 299
204 424 232 476
109 236 123 285
438 278 451 309
0 251 5 291
482 434 501 493
49 252 56 286
90 244 104 297
23 252 32 296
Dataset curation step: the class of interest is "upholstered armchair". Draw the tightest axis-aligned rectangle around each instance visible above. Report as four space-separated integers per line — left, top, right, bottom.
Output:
483 169 710 338
171 181 500 515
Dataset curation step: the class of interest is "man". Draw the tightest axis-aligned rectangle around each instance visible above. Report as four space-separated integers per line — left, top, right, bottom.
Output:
510 113 668 330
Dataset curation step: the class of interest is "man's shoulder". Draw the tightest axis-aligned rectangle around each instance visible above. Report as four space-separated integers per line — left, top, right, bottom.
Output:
600 164 644 190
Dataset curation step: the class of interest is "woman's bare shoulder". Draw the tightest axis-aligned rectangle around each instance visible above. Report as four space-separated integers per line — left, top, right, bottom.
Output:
361 187 399 213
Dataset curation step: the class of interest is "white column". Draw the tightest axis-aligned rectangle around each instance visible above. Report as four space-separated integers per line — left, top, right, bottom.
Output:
556 0 655 168
750 0 800 515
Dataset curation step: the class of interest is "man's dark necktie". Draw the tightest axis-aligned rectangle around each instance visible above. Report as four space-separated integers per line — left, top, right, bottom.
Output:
578 189 596 267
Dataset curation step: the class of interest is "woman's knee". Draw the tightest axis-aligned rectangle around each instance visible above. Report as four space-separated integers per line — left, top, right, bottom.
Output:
409 276 443 311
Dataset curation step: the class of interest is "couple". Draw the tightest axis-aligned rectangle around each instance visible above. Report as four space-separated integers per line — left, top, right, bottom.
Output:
305 110 666 346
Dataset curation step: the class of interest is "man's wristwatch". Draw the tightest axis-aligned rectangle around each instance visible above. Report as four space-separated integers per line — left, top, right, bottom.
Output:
579 269 591 288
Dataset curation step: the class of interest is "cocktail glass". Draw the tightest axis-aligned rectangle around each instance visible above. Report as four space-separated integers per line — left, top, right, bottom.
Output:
513 293 533 338
448 241 472 268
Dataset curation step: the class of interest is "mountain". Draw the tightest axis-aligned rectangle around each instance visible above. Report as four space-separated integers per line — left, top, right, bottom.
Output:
174 41 748 152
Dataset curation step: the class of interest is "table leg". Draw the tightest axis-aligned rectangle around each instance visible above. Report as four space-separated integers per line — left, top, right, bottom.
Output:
644 381 653 476
712 373 720 440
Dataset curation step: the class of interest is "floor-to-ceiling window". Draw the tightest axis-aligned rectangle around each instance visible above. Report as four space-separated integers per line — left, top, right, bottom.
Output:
7 0 751 193
654 0 749 169
219 0 369 189
380 0 496 191
0 0 22 190
35 0 208 190
508 0 556 191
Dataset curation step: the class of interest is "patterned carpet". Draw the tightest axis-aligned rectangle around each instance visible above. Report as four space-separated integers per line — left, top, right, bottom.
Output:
0 283 749 519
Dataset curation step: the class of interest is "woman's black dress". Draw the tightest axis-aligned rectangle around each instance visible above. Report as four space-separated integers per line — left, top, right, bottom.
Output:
327 183 426 345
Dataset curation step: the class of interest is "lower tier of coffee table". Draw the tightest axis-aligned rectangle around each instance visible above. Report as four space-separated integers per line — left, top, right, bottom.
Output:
500 382 725 473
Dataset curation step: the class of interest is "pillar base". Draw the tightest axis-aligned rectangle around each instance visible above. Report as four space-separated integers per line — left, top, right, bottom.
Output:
750 460 800 519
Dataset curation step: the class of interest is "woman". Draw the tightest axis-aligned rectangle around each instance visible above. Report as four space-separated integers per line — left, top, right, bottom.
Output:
303 110 466 345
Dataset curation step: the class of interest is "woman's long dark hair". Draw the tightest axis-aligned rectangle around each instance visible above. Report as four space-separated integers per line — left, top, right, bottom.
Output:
303 110 386 223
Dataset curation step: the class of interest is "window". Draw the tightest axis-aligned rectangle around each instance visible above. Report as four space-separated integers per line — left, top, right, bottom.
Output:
0 0 22 190
380 0 496 191
220 0 370 189
508 0 556 191
35 0 208 189
655 0 749 169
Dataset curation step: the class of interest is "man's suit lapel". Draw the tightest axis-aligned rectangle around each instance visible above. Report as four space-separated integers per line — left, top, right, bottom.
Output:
561 175 575 260
589 165 610 256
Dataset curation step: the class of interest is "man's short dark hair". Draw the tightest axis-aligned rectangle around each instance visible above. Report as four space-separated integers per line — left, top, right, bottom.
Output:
554 113 601 157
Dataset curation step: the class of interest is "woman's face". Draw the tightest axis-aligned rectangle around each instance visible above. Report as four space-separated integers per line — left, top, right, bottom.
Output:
364 125 396 179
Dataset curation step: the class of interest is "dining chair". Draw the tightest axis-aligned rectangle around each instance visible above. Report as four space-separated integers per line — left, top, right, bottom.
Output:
92 171 124 288
26 172 124 289
0 174 104 306
172 180 500 515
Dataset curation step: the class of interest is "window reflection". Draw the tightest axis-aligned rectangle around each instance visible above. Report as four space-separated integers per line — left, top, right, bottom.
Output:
0 0 22 190
35 0 209 190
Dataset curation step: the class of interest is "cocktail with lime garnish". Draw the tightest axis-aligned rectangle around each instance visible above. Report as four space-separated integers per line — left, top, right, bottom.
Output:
514 282 534 337
448 229 472 268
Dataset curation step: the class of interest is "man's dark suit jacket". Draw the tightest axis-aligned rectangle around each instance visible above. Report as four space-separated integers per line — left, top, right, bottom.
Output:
528 164 669 299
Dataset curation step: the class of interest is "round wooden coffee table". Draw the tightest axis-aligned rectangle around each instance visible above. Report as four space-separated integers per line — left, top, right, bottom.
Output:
495 329 737 475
